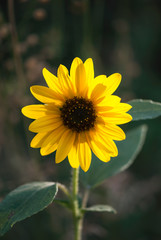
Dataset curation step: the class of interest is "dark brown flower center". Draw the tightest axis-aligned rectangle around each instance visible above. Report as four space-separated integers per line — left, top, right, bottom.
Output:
60 96 96 133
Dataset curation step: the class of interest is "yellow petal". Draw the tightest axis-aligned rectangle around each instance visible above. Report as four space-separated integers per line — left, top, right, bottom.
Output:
96 116 106 125
109 103 132 113
88 75 106 100
100 112 132 124
97 123 125 141
90 84 106 101
42 68 63 93
93 75 106 85
78 139 91 172
104 73 121 95
58 64 69 89
56 129 76 163
95 131 118 157
75 63 87 97
21 104 59 119
86 131 111 162
57 64 74 97
30 86 64 104
96 103 132 120
84 58 94 86
30 132 50 148
97 95 121 107
40 143 57 156
45 104 61 114
29 115 62 133
70 57 83 90
68 144 80 168
40 126 65 155
95 105 113 112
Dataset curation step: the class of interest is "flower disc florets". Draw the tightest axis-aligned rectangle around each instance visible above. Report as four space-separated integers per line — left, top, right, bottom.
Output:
60 96 96 133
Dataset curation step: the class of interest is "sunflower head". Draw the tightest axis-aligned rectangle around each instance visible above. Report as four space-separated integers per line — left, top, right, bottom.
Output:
22 57 132 172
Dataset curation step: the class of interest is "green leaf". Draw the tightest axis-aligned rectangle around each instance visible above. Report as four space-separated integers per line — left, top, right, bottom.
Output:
128 99 161 121
0 182 58 236
83 204 116 214
80 125 147 189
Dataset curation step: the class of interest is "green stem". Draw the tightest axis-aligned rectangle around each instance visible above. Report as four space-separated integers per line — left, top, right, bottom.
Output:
72 168 79 201
72 168 82 240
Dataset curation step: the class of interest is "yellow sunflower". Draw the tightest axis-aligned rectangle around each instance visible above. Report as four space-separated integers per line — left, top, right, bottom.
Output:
22 57 132 172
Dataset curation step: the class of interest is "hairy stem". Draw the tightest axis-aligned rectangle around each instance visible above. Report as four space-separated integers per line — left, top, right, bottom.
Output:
72 168 82 240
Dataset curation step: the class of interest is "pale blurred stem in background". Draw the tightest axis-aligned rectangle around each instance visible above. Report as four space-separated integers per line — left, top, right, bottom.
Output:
8 0 32 154
8 0 26 93
72 168 90 240
57 183 71 198
82 0 90 51
82 0 105 60
82 188 89 209
78 188 90 240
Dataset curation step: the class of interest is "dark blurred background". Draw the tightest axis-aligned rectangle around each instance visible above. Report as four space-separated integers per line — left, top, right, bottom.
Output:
1 0 161 239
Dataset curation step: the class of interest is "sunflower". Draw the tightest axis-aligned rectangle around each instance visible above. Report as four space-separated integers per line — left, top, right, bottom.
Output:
22 57 132 172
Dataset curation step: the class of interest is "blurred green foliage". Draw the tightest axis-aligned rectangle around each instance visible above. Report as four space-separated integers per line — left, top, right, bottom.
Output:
0 0 161 239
